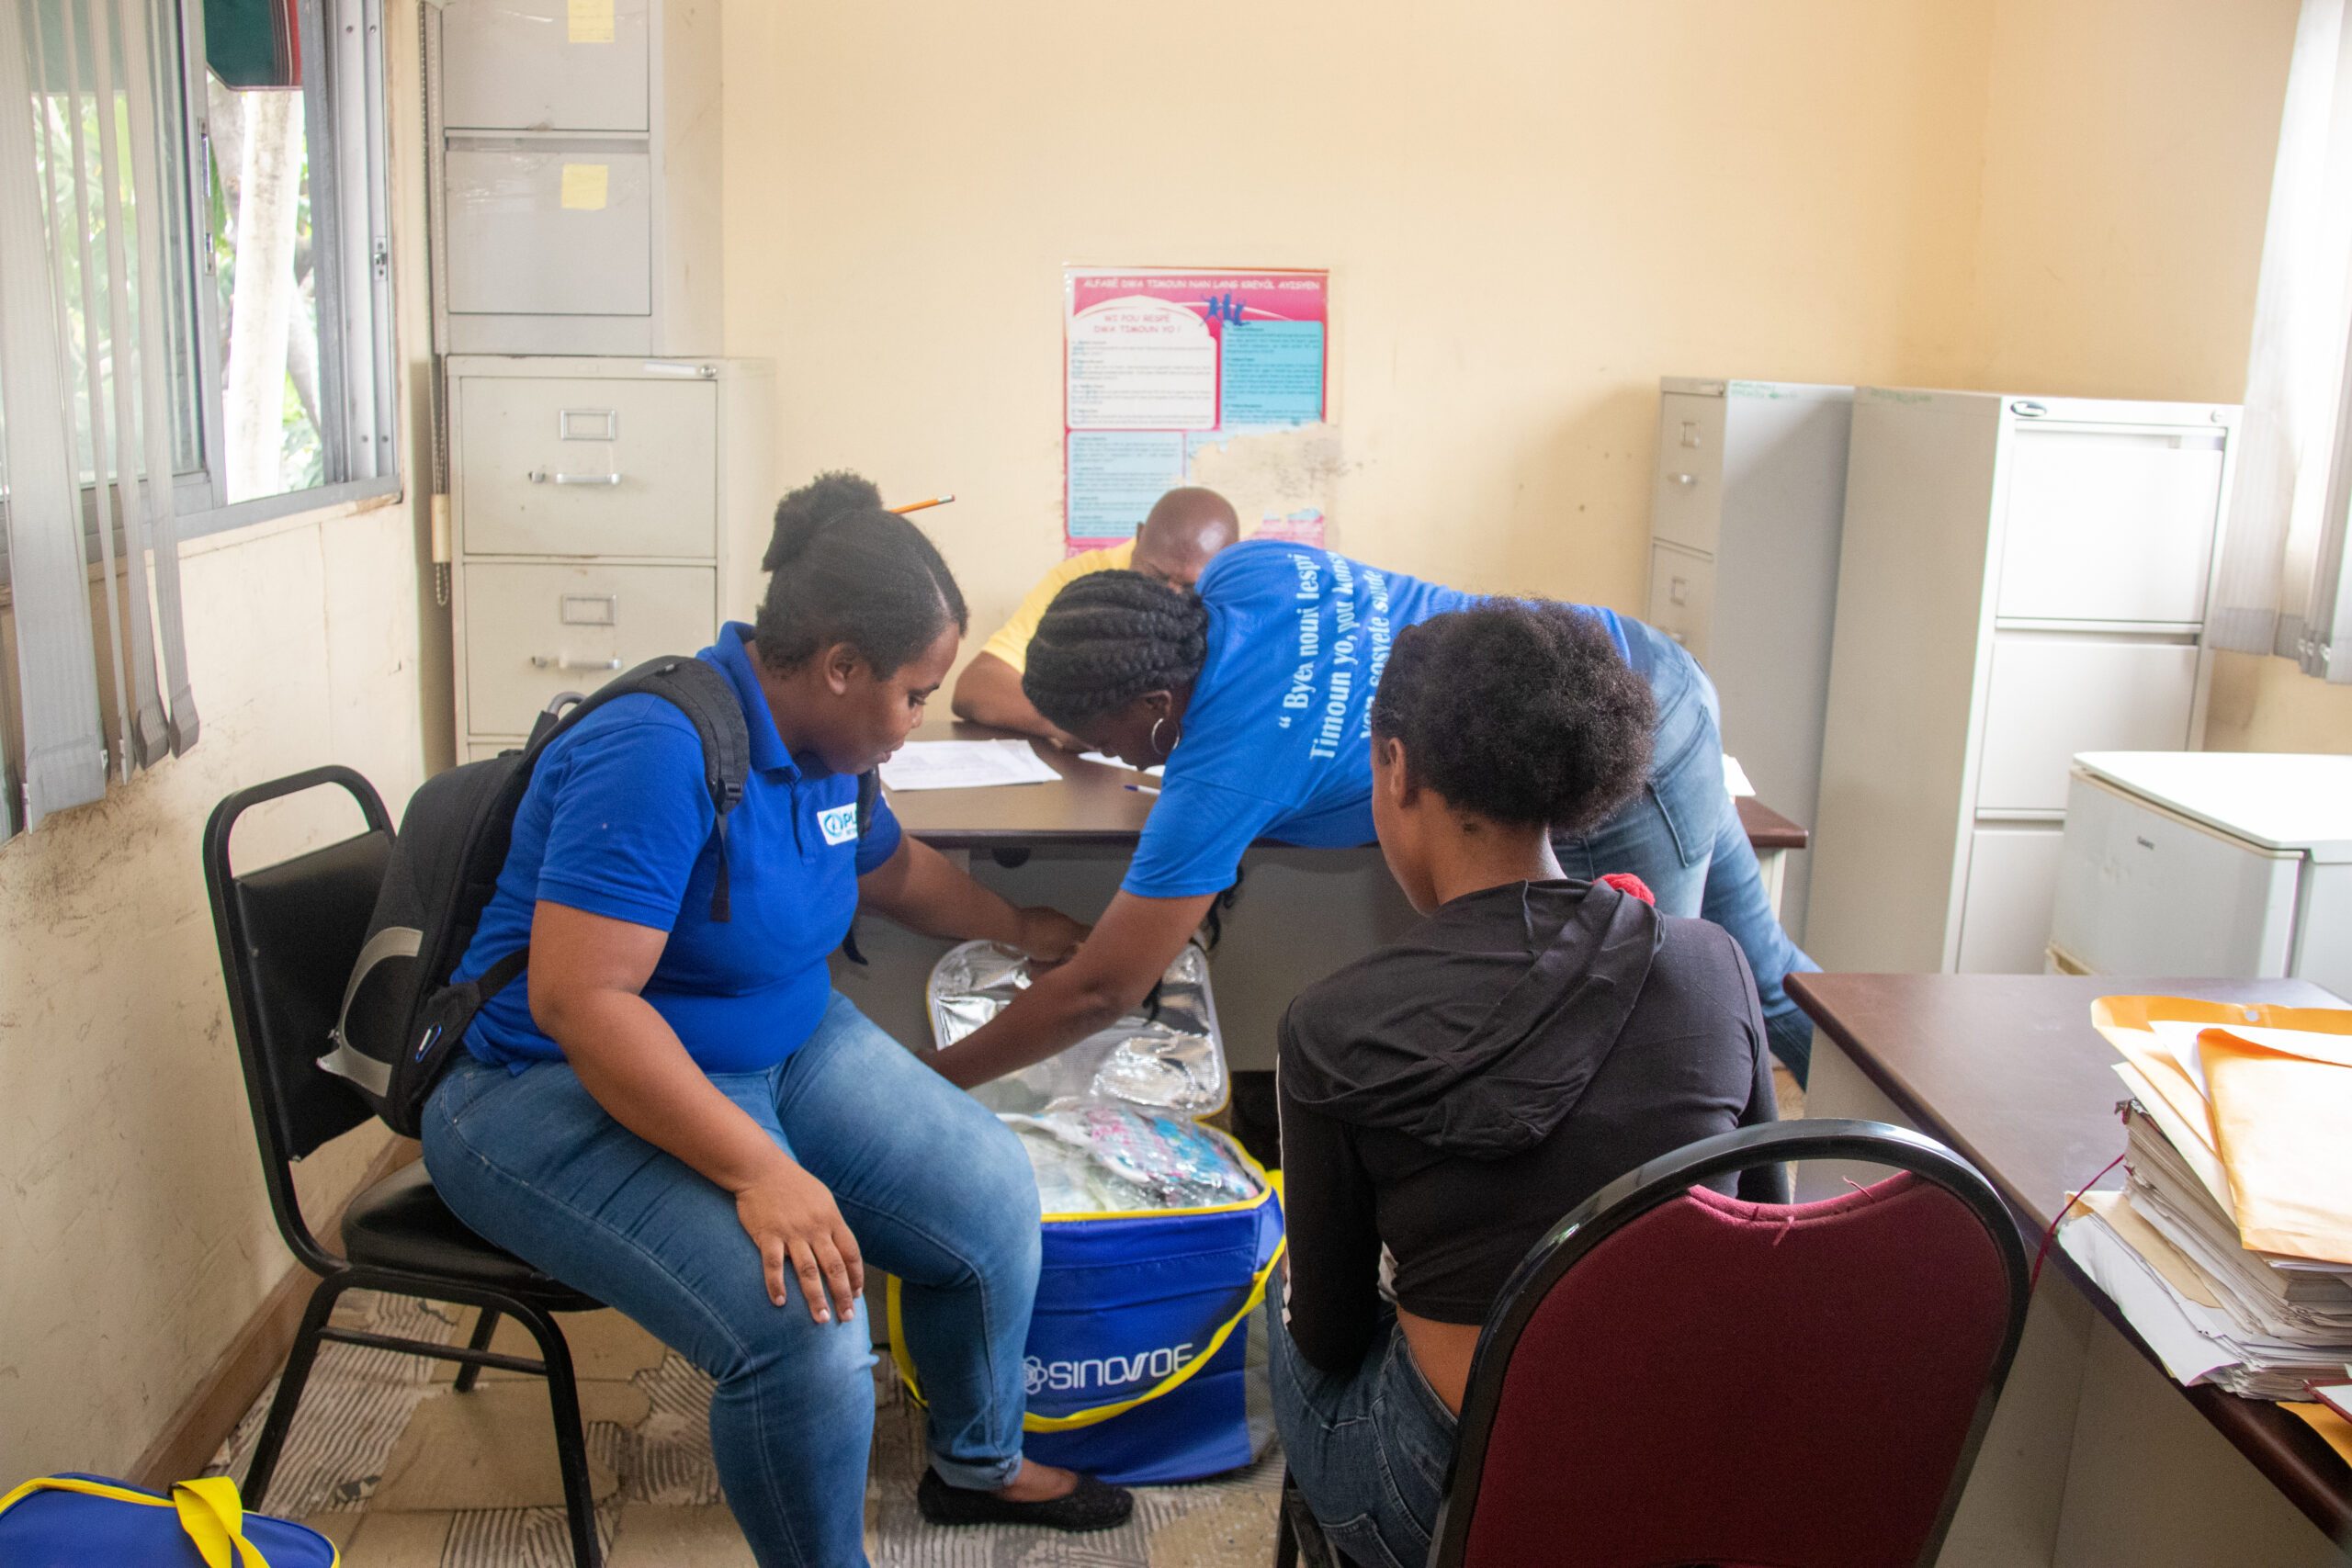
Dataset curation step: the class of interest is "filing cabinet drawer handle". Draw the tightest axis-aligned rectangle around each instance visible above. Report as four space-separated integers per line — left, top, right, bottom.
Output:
530 655 624 671
526 469 624 486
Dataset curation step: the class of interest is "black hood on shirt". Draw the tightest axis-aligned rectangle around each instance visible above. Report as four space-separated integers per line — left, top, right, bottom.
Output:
1279 880 1662 1160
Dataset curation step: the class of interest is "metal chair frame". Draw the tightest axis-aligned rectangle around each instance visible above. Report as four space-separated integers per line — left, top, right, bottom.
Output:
204 766 605 1568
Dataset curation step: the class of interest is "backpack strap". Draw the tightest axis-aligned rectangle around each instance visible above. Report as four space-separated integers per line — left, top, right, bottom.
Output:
837 767 886 967
535 656 752 923
855 767 879 839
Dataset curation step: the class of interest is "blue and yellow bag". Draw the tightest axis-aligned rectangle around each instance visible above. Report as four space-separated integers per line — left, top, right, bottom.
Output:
0 1473 339 1566
889 1131 1286 1485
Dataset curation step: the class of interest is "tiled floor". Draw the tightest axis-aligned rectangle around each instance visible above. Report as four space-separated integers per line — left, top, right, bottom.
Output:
209 1292 1281 1567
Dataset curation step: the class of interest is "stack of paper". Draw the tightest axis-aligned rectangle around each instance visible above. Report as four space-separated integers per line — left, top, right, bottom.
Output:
2058 997 2352 1401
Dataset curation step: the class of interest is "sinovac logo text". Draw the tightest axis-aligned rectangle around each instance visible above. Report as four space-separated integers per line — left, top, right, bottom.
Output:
1026 1341 1194 1396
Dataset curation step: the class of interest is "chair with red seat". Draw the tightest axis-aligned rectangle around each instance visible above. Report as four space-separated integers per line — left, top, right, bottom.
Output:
1276 1118 2030 1568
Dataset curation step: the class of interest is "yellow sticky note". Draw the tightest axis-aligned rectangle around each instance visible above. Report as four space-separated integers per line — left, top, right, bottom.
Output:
567 0 615 44
560 164 608 211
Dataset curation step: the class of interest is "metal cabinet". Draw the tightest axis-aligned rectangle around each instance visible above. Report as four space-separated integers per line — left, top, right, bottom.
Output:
1644 378 1854 941
428 0 721 355
1807 390 2239 975
448 356 775 757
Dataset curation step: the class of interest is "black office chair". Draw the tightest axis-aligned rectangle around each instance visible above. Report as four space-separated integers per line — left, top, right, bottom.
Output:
204 766 606 1568
1276 1119 2030 1568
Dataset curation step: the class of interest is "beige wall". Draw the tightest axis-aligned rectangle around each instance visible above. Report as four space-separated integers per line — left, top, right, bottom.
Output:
720 0 2330 776
722 0 2008 626
721 0 2341 751
0 2 442 1480
0 504 425 1481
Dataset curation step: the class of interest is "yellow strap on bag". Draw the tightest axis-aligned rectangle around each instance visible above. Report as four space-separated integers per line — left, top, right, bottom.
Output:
173 1475 267 1568
888 1233 1288 1434
0 1473 303 1568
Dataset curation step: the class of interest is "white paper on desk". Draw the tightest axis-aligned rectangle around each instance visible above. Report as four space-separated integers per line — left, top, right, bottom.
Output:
2059 1212 2240 1386
878 740 1061 792
1722 755 1756 797
1079 751 1164 779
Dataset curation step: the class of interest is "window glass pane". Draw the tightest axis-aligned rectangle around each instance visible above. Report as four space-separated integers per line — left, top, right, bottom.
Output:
149 0 201 475
207 71 324 502
19 0 205 486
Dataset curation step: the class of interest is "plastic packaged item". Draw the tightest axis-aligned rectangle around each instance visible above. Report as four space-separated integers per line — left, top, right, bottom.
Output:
1004 1100 1261 1212
928 941 1227 1116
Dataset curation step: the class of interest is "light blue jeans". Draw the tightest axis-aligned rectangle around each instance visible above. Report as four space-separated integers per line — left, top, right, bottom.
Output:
1555 620 1822 1080
1268 1299 1456 1568
421 992 1044 1568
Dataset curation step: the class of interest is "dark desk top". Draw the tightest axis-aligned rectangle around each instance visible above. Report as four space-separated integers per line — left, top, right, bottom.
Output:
1790 972 2352 1539
888 720 1812 853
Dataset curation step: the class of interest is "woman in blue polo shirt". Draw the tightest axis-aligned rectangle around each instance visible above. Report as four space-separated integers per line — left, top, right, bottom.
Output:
421 475 1133 1567
929 538 1817 1090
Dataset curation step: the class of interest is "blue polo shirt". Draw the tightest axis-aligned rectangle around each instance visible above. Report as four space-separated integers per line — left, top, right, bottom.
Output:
1123 542 1629 899
457 622 903 1073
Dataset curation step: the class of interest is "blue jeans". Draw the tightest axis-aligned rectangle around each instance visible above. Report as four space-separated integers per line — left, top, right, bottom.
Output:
1555 621 1821 1081
421 993 1044 1568
1268 1298 1456 1568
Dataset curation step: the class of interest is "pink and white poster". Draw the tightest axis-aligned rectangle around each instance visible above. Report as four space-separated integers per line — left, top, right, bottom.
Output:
1063 267 1334 553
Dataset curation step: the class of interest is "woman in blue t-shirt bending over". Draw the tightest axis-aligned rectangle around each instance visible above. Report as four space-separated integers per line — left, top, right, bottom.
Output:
421 475 1133 1566
928 539 1817 1090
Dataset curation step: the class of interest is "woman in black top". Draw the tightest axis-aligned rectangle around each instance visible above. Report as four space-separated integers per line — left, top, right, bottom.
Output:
1272 600 1783 1568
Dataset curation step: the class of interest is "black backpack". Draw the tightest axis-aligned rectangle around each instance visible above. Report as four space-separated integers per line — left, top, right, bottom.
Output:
320 655 878 1136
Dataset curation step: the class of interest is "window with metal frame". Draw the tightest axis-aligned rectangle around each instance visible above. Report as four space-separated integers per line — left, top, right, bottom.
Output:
0 0 393 835
180 0 398 526
4 0 396 572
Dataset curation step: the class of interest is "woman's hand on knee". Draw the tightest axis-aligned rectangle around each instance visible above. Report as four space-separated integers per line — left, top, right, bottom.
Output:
733 1155 864 1325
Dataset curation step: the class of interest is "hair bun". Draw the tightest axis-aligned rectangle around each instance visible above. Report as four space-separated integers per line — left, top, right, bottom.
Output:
765 471 885 572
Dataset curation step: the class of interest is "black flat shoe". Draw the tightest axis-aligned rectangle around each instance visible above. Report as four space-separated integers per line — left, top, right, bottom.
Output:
915 1467 1134 1532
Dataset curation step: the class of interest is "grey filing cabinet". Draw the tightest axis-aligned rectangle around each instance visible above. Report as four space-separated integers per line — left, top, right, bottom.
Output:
1806 389 2239 975
448 356 775 760
1646 378 1853 942
428 0 722 356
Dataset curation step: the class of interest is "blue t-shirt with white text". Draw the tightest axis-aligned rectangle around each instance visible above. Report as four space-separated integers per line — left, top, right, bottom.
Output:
1123 542 1628 898
456 622 903 1073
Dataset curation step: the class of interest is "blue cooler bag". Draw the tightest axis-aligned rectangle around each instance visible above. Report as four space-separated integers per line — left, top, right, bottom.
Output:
889 1130 1285 1486
0 1473 339 1566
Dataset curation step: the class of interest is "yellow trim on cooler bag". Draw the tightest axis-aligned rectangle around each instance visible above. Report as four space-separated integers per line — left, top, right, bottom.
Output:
888 1130 1285 1435
0 1472 334 1568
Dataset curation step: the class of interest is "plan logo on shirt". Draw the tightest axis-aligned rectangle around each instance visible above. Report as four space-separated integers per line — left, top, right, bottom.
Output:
817 804 860 847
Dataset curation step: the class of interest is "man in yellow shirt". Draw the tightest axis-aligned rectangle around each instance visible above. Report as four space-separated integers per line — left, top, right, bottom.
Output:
952 487 1238 744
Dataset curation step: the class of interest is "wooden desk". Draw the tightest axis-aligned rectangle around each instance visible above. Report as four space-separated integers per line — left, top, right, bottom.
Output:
1792 973 2352 1567
845 719 1815 1074
888 718 1810 863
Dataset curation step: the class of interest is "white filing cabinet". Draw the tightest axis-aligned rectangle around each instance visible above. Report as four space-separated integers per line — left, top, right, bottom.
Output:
1807 390 2239 974
448 355 775 760
1646 378 1852 940
427 0 723 356
2050 751 2352 999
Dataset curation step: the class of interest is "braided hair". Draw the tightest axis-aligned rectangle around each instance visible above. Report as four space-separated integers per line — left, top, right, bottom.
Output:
755 471 967 674
1369 600 1655 832
1022 570 1211 729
